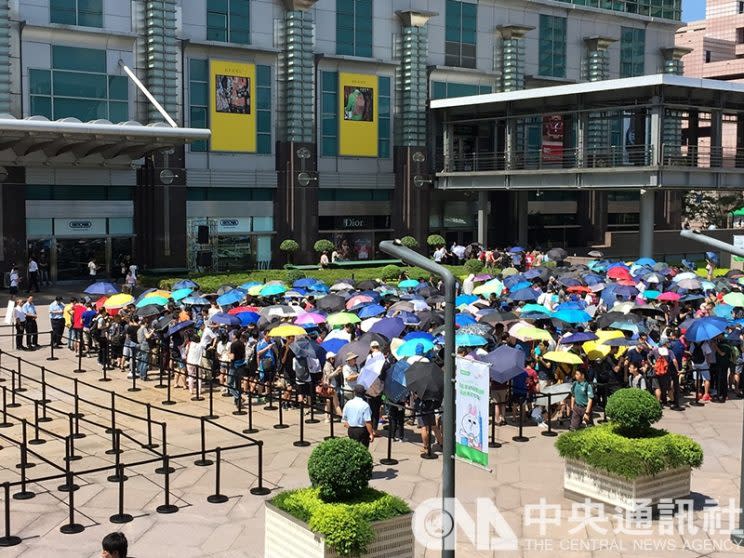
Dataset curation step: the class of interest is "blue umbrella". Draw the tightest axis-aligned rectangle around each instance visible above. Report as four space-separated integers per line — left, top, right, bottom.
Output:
554 301 585 311
403 331 435 342
503 274 526 288
321 338 348 354
183 296 209 306
521 304 550 315
552 309 591 324
369 317 405 339
173 279 199 290
584 274 604 285
358 304 385 319
523 269 542 280
558 277 582 288
236 311 260 326
240 281 262 290
510 288 540 302
455 314 476 327
479 345 526 383
384 360 409 402
455 333 488 347
614 285 639 299
398 311 421 326
309 283 330 293
167 320 194 337
713 304 734 319
455 294 478 306
635 257 656 267
561 331 598 344
397 338 435 357
642 290 661 300
260 284 287 297
508 246 525 253
294 278 320 288
706 251 718 263
84 281 119 296
171 288 193 302
509 281 532 292
210 312 241 327
685 317 728 342
217 289 246 307
398 279 419 289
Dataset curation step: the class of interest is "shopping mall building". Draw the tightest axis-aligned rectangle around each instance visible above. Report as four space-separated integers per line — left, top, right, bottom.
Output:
0 0 685 278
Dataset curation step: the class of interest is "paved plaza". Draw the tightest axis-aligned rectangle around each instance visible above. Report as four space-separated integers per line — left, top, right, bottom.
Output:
0 300 741 557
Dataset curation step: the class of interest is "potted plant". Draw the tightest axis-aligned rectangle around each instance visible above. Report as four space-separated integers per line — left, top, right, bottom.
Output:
265 438 413 557
280 239 300 265
555 388 703 511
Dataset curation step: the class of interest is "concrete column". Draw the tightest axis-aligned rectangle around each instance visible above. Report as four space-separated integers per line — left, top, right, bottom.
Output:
688 109 699 166
639 189 655 258
711 109 723 167
477 190 488 246
736 114 744 168
516 191 529 247
505 115 516 170
577 111 588 168
443 122 453 171
649 99 662 165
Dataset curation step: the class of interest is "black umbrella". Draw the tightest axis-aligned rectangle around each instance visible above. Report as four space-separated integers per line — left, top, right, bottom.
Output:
316 294 346 312
547 247 568 262
416 310 444 331
629 305 665 317
596 311 642 328
417 285 440 298
216 285 234 296
153 315 173 331
336 339 371 364
357 280 378 290
168 320 195 337
478 312 517 326
405 361 444 401
135 304 162 318
425 295 445 305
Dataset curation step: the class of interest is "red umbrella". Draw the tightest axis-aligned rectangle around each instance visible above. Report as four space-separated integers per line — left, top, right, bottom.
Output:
616 279 638 286
567 286 591 294
95 296 108 310
607 267 632 280
657 292 681 302
228 305 259 315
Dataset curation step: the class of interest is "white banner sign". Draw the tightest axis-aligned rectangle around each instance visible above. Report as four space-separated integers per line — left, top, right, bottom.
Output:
455 357 490 468
54 218 106 237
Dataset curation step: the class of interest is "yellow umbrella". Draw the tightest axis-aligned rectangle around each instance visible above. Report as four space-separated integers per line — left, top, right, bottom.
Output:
248 285 263 296
582 340 610 360
268 324 307 338
104 293 134 309
513 325 553 342
543 351 584 365
146 289 171 299
595 329 624 341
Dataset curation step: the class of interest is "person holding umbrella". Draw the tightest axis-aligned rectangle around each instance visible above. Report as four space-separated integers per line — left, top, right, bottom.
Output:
320 352 342 422
342 384 374 448
341 352 360 406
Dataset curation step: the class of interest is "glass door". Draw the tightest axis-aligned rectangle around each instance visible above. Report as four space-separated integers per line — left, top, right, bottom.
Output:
56 238 106 281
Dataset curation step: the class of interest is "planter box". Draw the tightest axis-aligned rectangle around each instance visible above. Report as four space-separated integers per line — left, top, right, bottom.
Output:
265 502 414 558
563 458 691 511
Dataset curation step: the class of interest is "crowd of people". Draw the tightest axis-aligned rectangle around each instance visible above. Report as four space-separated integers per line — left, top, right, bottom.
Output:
16 247 744 452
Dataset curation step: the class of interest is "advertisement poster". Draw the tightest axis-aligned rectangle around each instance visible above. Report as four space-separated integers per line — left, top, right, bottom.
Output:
455 357 490 468
339 72 378 157
542 115 564 163
209 60 256 152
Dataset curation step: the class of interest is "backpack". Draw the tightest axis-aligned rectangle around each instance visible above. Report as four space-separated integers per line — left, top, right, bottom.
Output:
691 343 706 365
653 356 669 377
293 357 311 383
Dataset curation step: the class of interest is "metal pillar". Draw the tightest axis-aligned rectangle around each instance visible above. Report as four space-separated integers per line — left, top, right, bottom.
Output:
516 191 528 247
639 189 655 258
379 240 455 558
477 191 488 246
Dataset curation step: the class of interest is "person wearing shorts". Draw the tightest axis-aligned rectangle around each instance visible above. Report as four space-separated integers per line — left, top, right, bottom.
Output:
414 397 442 455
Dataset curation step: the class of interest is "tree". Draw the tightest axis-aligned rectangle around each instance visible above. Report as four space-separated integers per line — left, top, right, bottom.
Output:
280 239 300 265
427 234 445 247
683 190 743 228
314 239 335 253
400 236 419 249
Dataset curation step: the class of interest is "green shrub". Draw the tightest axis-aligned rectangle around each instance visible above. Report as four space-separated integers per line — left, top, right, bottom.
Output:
400 236 419 249
286 270 306 284
605 388 662 435
381 264 402 281
543 261 557 268
272 487 410 557
314 239 335 253
555 423 703 479
308 438 373 502
464 259 484 274
427 234 445 247
280 239 300 253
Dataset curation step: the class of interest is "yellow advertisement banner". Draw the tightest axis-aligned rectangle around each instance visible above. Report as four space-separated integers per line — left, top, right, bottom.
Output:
209 60 256 152
339 72 378 157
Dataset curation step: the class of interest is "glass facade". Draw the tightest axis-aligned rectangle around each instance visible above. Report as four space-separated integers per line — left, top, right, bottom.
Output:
620 27 646 77
207 0 250 44
321 71 338 157
30 47 128 122
554 0 681 20
431 81 492 100
539 15 567 78
445 0 477 68
336 0 372 57
378 76 390 158
50 0 103 27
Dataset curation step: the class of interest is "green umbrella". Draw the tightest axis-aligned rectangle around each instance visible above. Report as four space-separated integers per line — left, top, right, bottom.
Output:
723 292 744 307
327 312 361 328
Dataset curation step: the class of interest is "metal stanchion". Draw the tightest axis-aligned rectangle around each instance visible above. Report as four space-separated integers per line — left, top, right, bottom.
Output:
0 483 22 546
195 417 214 466
512 400 529 443
488 400 501 449
7 372 19 408
243 391 258 434
156 456 179 514
38 386 52 423
293 395 310 448
0 387 11 428
47 336 58 361
73 379 84 418
107 431 127 482
13 445 34 500
204 380 218 419
324 406 336 440
141 404 158 450
305 394 320 424
155 423 175 475
40 368 50 403
207 448 229 504
109 463 133 524
59 473 85 534
232 386 246 416
128 367 140 392
690 373 704 406
106 392 116 434
65 414 81 462
274 395 288 429
191 367 204 401
541 392 557 438
156 349 166 389
380 416 398 466
29 401 45 445
73 339 85 373
420 422 437 460
249 442 271 496
58 438 79 493
264 385 277 411
15 357 25 392
162 366 175 406
16 420 35 469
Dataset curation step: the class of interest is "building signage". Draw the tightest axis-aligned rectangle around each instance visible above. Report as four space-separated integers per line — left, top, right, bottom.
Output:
335 216 371 230
339 72 379 157
216 217 251 234
54 218 106 237
209 59 256 153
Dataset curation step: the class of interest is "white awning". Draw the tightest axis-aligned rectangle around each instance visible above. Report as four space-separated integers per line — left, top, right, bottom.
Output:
0 114 211 167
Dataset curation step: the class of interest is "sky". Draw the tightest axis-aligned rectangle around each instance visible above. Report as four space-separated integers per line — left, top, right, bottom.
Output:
682 0 706 21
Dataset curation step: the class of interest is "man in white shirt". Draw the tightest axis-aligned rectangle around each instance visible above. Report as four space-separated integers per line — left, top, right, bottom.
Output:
13 298 26 350
8 265 18 296
88 259 98 278
200 321 217 348
433 246 446 263
22 296 39 348
49 296 65 348
26 257 39 293
342 353 360 404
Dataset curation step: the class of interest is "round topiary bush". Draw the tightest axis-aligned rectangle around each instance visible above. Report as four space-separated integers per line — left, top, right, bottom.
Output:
464 258 484 274
427 234 445 247
314 239 335 253
605 388 662 435
400 236 419 249
286 270 306 283
381 264 402 281
308 438 373 502
280 239 300 253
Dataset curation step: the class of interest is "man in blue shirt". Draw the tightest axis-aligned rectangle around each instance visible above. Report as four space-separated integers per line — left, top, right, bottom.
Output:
81 303 97 355
49 296 65 348
342 384 374 448
21 296 39 349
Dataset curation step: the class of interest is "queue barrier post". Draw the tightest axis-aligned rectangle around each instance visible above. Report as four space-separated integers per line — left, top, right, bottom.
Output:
109 463 133 524
7 371 19 409
162 364 175 406
107 431 127 482
59 472 85 534
207 448 229 504
488 400 501 449
12 445 35 501
155 456 179 514
141 403 158 450
29 401 45 445
73 339 85 374
40 367 51 403
512 399 529 443
249 442 271 496
15 420 35 470
15 357 25 393
195 417 214 467
57 438 79 493
0 483 22 546
293 394 310 448
0 387 11 428
379 410 398 466
155 423 174 475
541 392 557 438
243 391 258 434
66 414 81 462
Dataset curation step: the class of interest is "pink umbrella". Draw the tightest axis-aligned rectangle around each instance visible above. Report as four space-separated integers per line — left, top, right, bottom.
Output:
295 312 327 325
473 274 493 282
657 292 681 302
346 295 374 310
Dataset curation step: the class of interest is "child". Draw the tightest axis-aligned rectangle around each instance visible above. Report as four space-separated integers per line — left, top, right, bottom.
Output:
628 361 647 390
569 368 594 431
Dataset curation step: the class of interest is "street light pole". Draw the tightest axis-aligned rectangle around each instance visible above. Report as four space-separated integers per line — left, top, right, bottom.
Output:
378 240 456 558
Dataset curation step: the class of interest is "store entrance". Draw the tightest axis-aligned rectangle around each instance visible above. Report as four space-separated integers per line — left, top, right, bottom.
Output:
56 239 107 280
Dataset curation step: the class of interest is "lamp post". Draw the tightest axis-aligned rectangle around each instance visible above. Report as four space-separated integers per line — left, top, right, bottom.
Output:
378 240 456 558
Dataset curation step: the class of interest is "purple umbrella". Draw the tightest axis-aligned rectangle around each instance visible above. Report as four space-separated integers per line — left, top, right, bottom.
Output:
369 317 405 339
210 312 241 327
479 345 526 383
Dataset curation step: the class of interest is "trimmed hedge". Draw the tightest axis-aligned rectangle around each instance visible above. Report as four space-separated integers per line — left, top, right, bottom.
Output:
427 234 445 247
605 388 662 435
314 239 335 253
464 258 484 274
555 423 703 479
400 236 419 249
279 239 299 252
272 487 410 557
308 438 373 502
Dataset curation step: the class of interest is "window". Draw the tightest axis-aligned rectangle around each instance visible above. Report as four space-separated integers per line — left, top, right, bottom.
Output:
336 0 372 57
189 59 209 152
378 76 390 158
207 0 250 44
620 27 645 78
256 65 272 154
186 187 274 201
50 0 103 27
29 46 128 122
445 0 477 69
739 1 744 14
539 15 567 78
705 50 711 63
321 71 338 157
738 28 744 44
431 81 492 100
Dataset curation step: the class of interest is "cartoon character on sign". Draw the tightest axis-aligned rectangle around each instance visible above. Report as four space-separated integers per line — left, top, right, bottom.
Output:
459 404 483 451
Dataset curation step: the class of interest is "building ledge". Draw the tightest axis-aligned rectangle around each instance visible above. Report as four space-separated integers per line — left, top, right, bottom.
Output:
184 39 280 55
